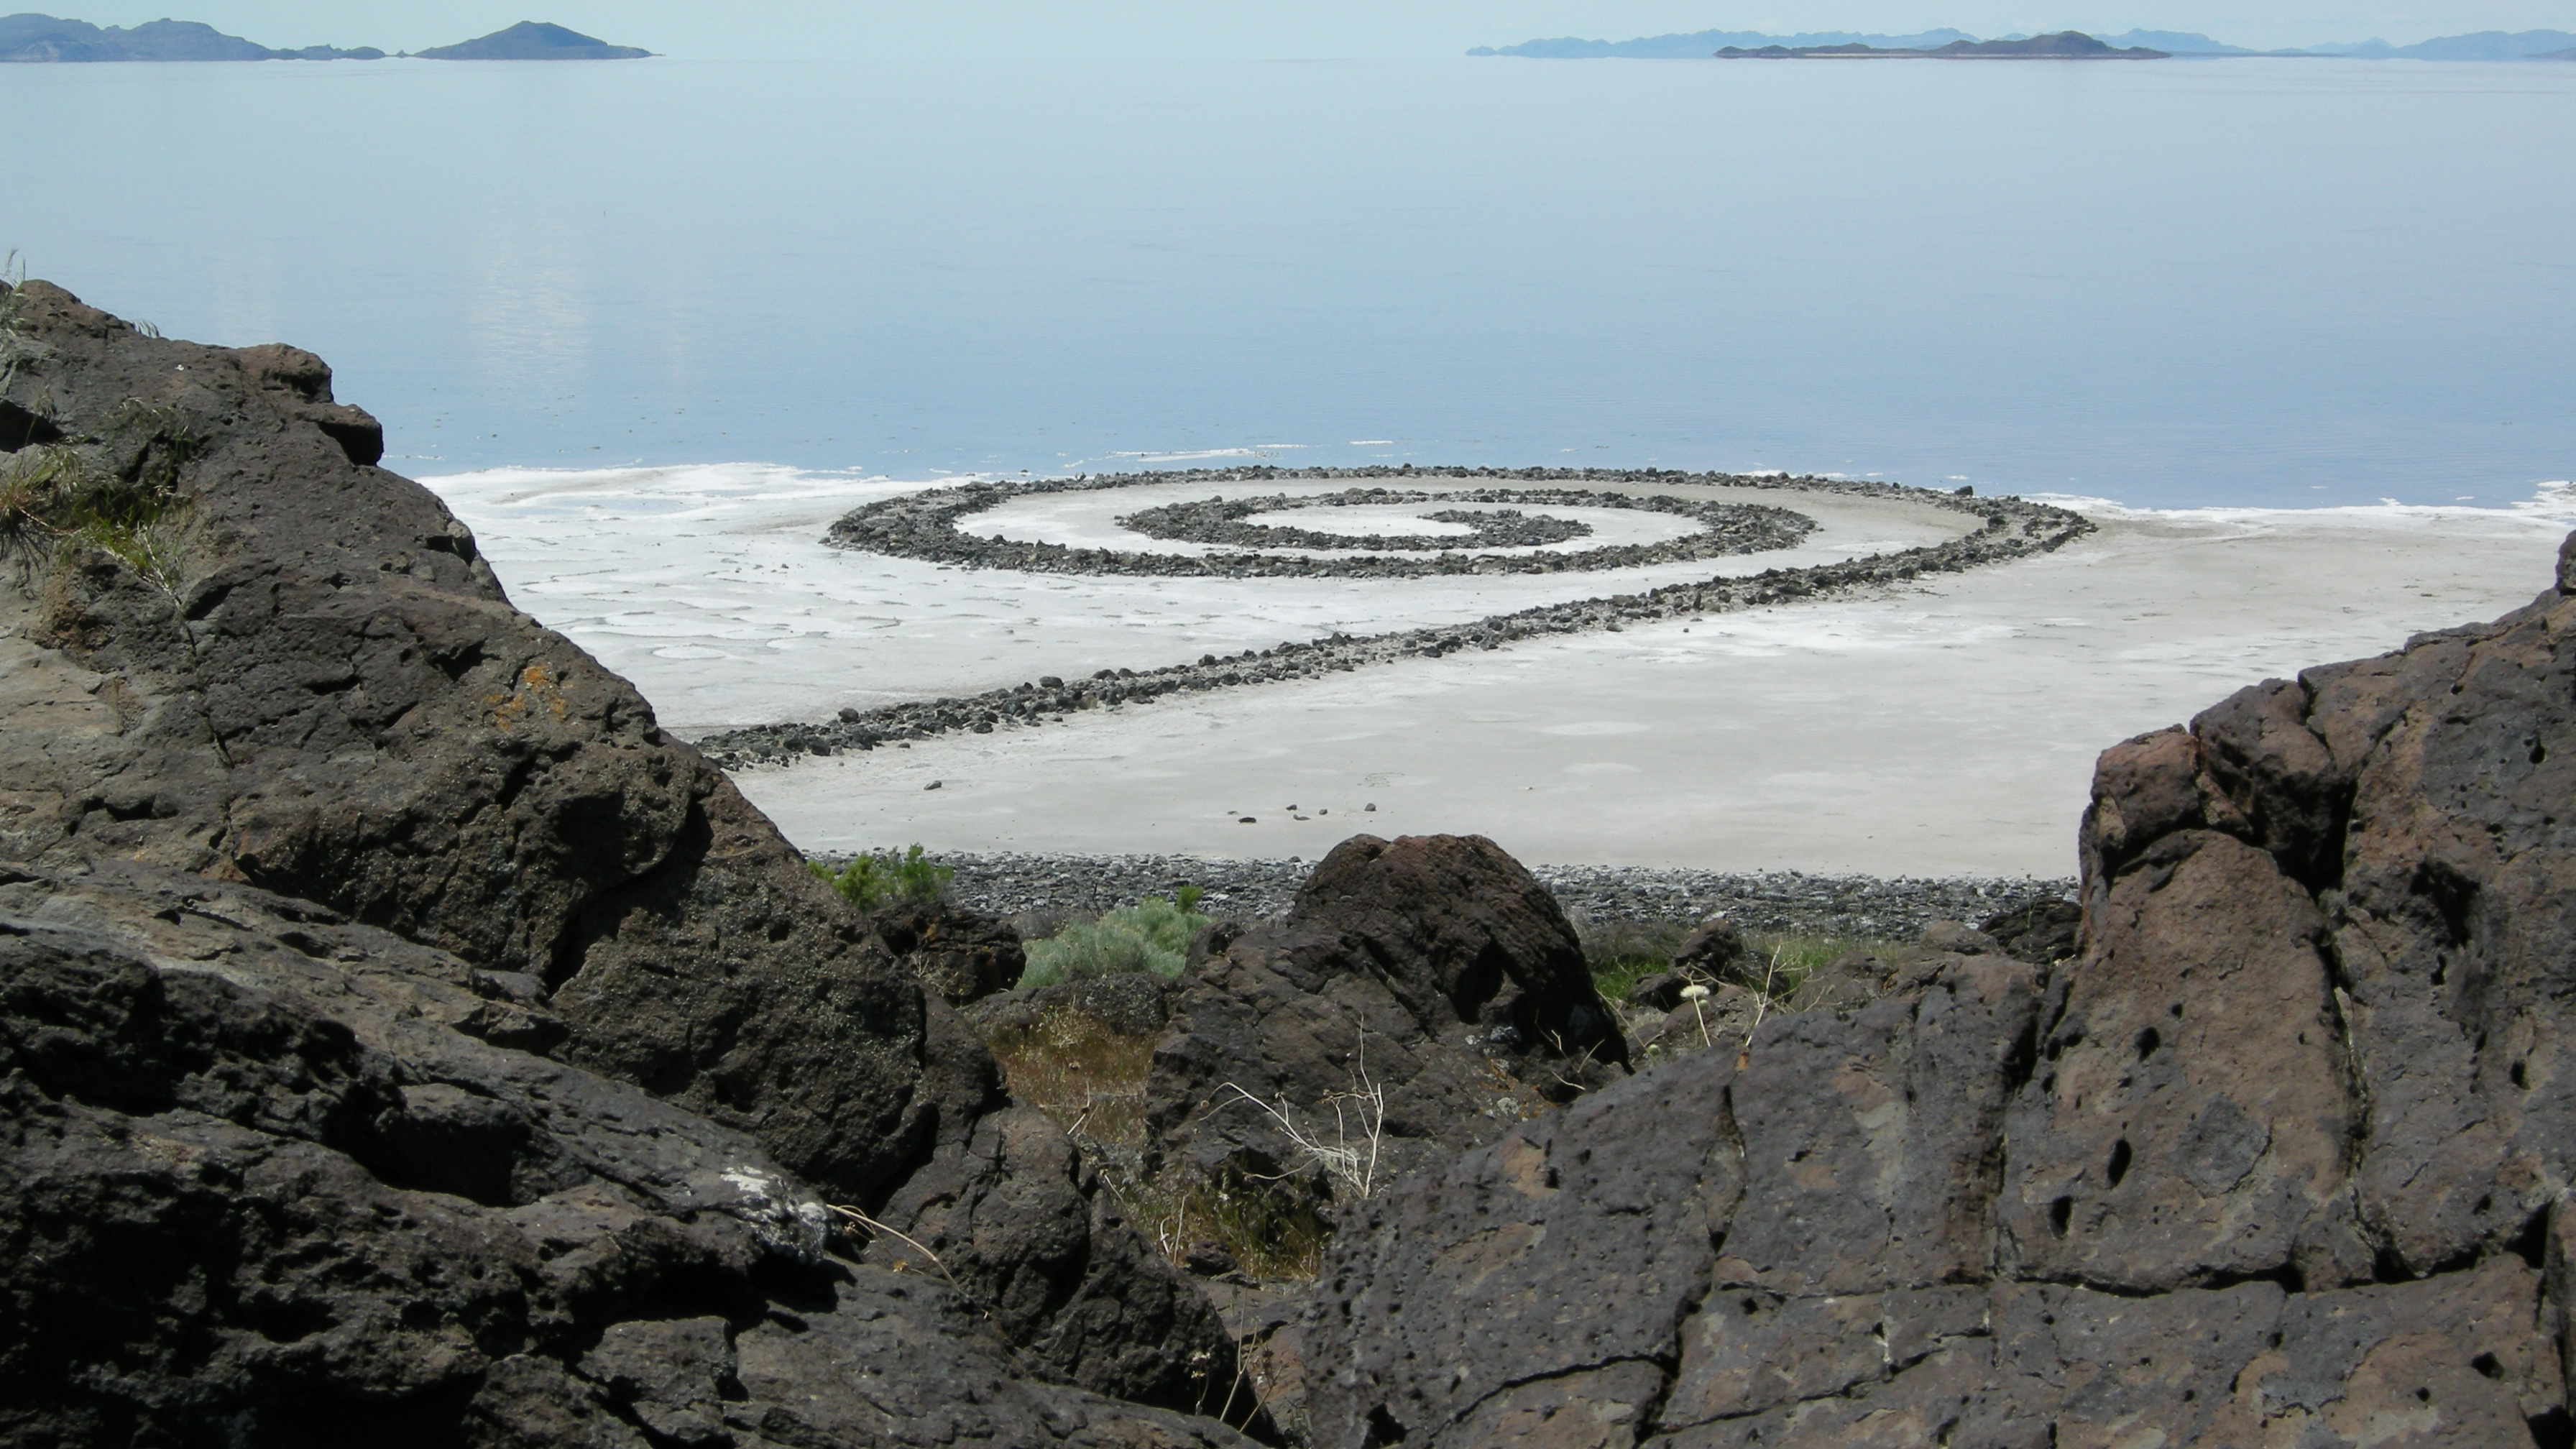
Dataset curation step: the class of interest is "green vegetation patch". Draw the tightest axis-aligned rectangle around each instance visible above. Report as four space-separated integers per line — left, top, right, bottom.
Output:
1576 916 1693 1004
1018 888 1208 989
0 437 194 586
1579 916 1905 1008
809 843 952 912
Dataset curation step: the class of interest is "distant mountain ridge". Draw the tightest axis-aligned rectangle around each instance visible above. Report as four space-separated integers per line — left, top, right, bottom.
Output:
2362 28 2576 58
0 14 654 62
1717 31 2167 60
0 12 379 60
1475 24 2576 60
1471 29 1978 58
414 22 650 61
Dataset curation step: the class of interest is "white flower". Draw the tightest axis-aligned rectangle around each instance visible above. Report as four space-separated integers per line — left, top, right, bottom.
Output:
1680 983 1711 1002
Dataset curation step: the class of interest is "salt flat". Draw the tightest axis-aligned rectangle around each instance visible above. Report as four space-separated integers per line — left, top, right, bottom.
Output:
423 467 2576 878
422 466 1976 727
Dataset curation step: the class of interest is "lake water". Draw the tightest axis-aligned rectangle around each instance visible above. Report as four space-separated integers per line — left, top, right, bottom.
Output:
6 56 2573 505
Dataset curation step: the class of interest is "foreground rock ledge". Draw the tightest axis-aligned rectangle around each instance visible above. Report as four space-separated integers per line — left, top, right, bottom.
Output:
1289 542 2576 1447
0 280 1247 1442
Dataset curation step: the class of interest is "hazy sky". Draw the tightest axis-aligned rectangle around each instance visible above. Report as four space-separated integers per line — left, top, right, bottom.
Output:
55 2 2576 57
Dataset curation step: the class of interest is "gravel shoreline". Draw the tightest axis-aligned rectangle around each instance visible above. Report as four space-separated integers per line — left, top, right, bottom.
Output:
895 850 2078 939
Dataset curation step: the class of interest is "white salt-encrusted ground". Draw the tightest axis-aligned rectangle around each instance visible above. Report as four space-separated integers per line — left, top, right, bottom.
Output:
423 466 2576 878
420 468 1974 726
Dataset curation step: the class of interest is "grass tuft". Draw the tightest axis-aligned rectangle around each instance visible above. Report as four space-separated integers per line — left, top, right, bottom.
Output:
0 441 193 589
1578 916 1693 1004
1581 917 1904 1011
809 843 952 912
1122 1169 1329 1282
984 1003 1159 1146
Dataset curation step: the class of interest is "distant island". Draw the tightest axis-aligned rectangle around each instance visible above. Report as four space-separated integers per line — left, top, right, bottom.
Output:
1475 24 2576 61
0 15 653 62
0 13 380 60
413 22 651 61
1718 32 2166 59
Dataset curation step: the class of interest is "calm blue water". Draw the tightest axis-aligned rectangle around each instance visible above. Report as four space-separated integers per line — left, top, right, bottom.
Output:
6 57 2572 506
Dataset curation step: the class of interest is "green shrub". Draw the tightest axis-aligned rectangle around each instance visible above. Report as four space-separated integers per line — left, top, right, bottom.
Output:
1020 893 1210 989
809 844 952 913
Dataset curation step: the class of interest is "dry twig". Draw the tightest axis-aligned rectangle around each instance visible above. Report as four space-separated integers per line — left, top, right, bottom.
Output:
1216 1036 1387 1199
825 1202 961 1292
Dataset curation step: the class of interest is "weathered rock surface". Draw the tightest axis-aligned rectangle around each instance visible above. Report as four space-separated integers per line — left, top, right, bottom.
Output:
0 280 1242 1433
1144 834 1626 1197
0 860 1251 1447
868 899 1025 1006
1976 895 2082 962
1290 543 2576 1445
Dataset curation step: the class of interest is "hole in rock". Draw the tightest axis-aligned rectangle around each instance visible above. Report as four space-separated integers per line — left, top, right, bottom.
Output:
2510 1207 2550 1269
1362 1405 1409 1445
2474 1353 2503 1379
2529 1407 2576 1449
2136 1026 2161 1061
2107 1139 2133 1188
2513 1061 2529 1090
2050 1196 2074 1237
0 400 63 451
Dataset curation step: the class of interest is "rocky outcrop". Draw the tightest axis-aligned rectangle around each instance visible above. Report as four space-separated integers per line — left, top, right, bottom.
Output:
1289 544 2576 1445
0 280 1241 1432
0 860 1251 1447
1144 834 1625 1200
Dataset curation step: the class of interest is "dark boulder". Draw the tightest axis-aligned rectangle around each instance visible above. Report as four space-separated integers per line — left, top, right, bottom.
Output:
1668 914 1744 978
0 280 1241 1426
1144 834 1626 1196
